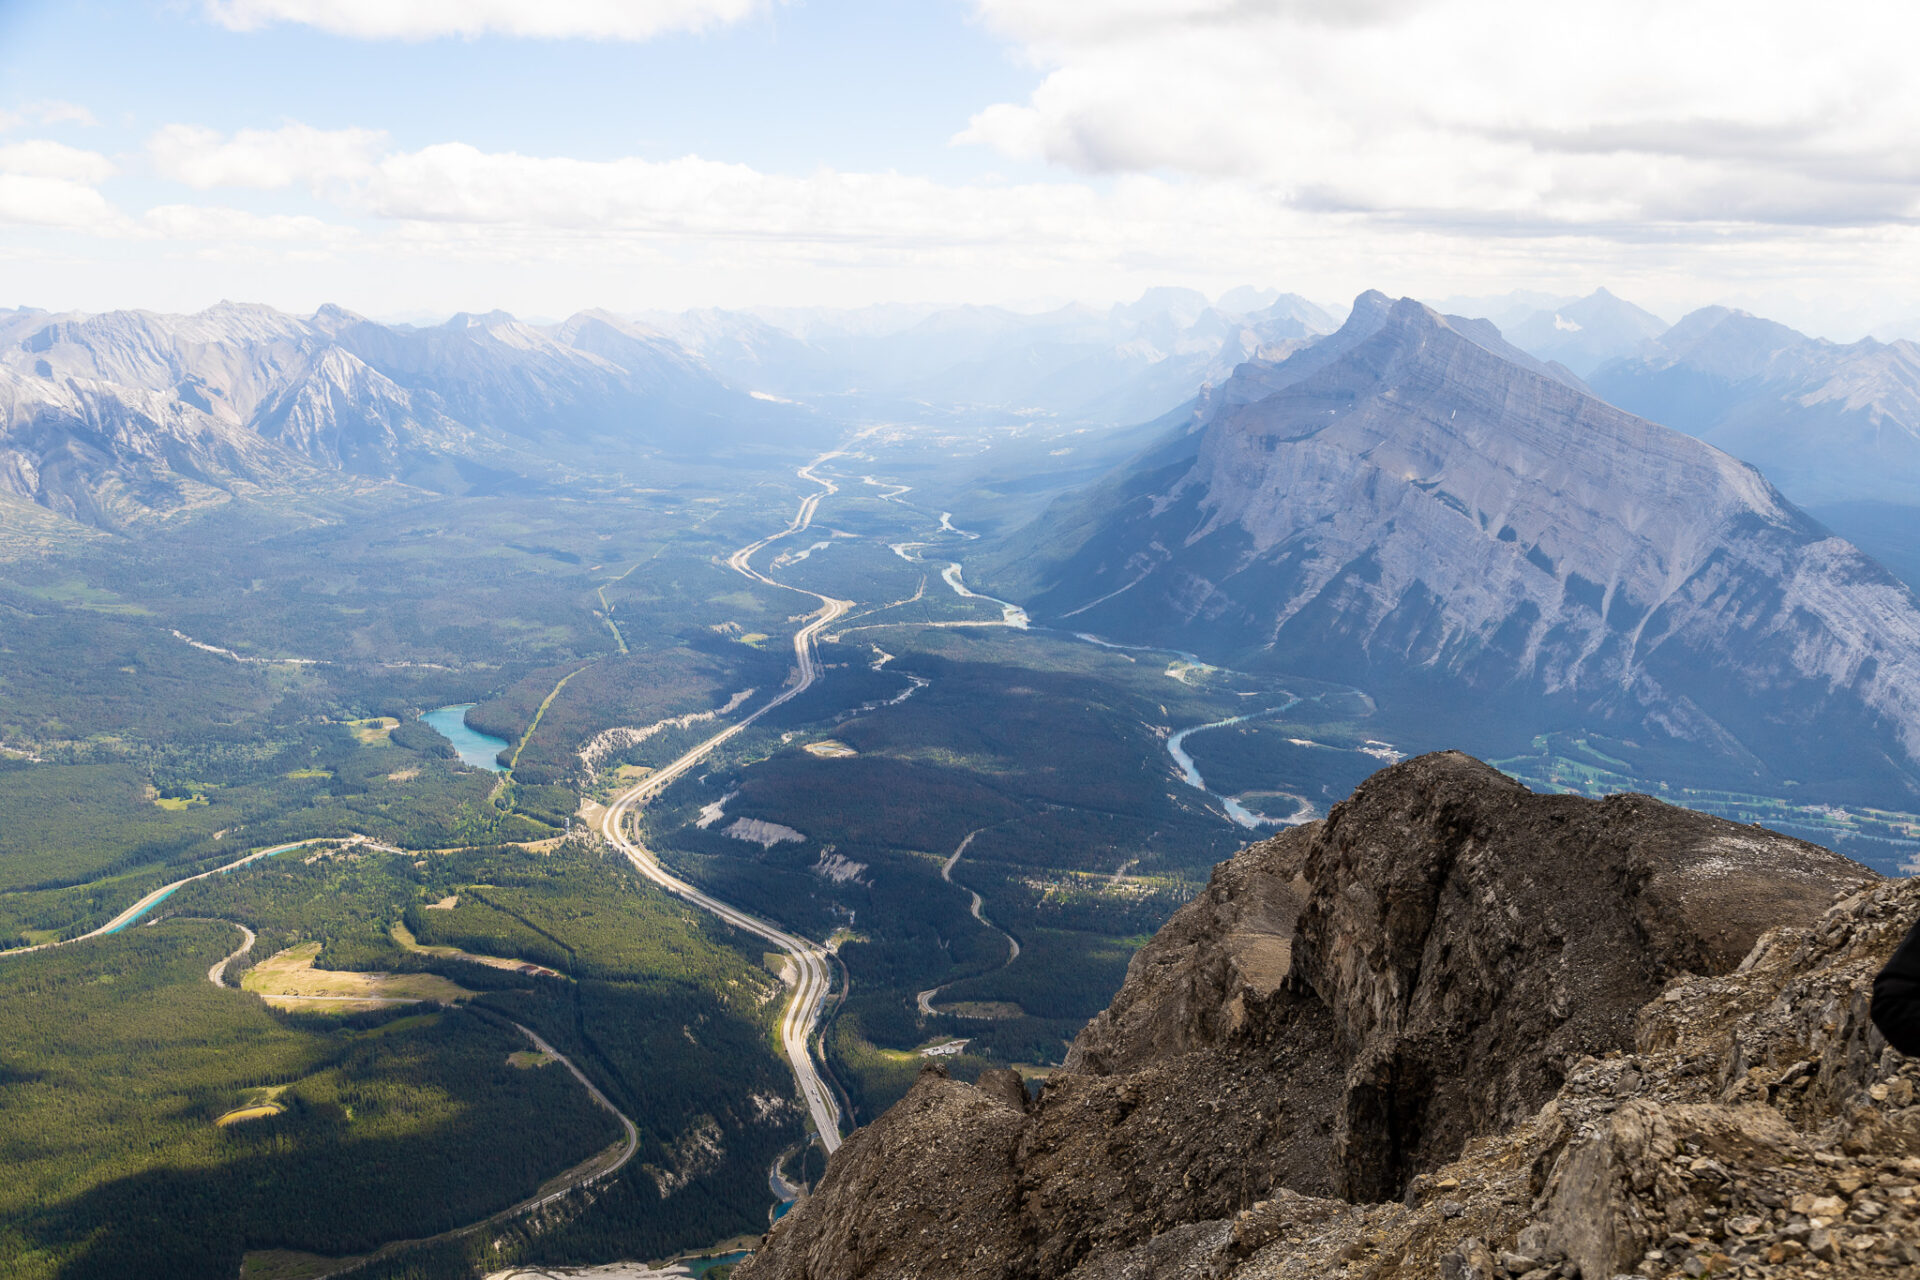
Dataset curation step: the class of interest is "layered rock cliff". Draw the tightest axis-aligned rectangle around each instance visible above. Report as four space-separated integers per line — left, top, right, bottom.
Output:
738 753 1919 1280
988 293 1920 799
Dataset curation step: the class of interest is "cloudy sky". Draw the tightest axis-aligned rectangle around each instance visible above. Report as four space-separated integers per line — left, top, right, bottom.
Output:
3 0 1918 335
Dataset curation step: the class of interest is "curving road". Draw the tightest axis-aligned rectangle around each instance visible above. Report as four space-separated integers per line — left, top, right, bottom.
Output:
512 1021 641 1208
207 921 256 987
304 1016 641 1280
598 453 851 1155
914 829 1021 1016
16 904 640 1278
0 460 863 1268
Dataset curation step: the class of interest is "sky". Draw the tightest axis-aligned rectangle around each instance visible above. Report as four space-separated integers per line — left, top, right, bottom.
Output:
3 0 1920 337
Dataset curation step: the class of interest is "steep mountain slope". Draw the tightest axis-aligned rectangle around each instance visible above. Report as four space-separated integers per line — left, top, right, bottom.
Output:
0 361 304 527
1502 287 1669 376
1589 307 1920 512
739 753 1911 1280
986 293 1920 800
0 302 808 527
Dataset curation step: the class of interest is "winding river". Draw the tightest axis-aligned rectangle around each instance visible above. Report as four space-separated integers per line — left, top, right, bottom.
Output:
1165 707 1315 829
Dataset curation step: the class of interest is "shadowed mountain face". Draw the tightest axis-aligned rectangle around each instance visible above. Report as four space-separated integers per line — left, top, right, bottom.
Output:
1589 306 1920 512
986 292 1920 800
0 302 810 527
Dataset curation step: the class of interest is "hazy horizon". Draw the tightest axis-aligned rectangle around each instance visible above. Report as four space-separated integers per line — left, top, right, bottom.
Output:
7 2 1920 341
30 283 1920 349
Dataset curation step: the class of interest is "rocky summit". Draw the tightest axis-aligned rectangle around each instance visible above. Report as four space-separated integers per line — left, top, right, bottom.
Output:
736 753 1920 1280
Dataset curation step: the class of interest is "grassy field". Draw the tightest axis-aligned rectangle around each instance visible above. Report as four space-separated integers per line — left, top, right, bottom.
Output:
241 941 475 1010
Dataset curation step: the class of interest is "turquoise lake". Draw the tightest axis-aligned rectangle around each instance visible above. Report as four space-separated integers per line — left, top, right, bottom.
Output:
421 704 510 772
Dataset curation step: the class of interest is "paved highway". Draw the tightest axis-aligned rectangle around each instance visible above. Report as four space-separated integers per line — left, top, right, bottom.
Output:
207 922 256 987
598 453 851 1154
0 456 854 1273
513 1021 641 1206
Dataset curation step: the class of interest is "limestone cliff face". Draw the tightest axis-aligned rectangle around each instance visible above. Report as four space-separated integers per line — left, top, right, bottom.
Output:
995 294 1920 796
0 302 795 526
736 753 1915 1280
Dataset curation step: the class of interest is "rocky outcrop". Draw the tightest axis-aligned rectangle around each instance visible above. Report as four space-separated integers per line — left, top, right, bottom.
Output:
736 753 1909 1280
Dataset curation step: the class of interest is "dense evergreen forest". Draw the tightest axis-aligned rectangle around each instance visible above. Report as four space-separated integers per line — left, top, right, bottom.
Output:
0 439 1519 1273
0 838 802 1279
0 922 614 1280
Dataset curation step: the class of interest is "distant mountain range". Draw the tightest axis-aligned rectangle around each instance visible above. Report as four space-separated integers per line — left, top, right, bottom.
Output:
12 284 1920 613
1498 288 1669 377
1429 292 1920 588
1424 287 1667 376
0 303 802 527
642 288 1337 427
0 289 1346 530
984 292 1920 801
1587 306 1920 541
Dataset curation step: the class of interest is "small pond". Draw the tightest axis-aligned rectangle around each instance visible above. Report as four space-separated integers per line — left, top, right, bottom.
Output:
421 704 509 772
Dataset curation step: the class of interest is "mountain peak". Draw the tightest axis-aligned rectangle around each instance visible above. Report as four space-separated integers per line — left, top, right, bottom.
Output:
1127 285 1211 310
1323 291 1587 391
1642 306 1810 378
443 310 518 330
1114 286 1214 329
1486 288 1667 376
1345 288 1395 325
1216 285 1280 314
1589 302 1920 509
998 281 1920 794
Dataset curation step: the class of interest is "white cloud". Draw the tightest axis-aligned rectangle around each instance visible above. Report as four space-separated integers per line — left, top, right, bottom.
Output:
203 0 770 41
962 0 1920 232
0 142 122 232
149 123 386 190
142 204 358 243
0 175 124 231
347 143 1302 265
0 100 98 131
0 142 116 185
27 113 1920 334
974 0 1428 46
